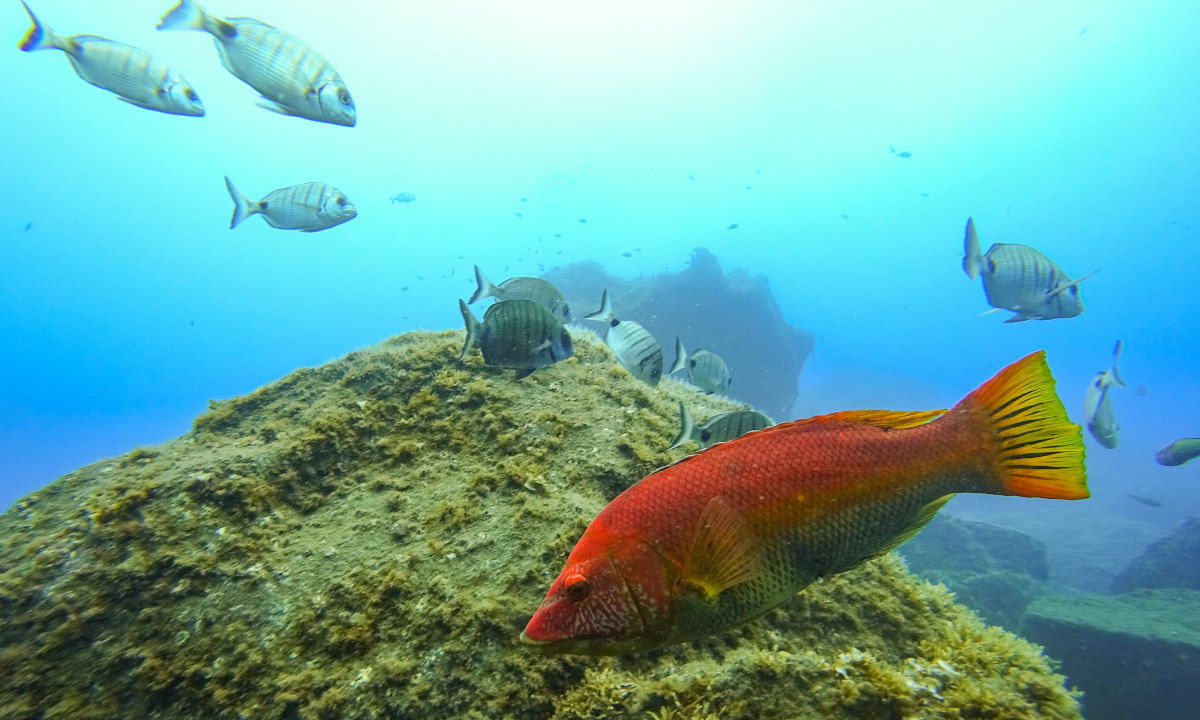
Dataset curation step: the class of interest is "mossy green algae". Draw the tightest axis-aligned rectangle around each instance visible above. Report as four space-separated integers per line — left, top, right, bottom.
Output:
0 330 1080 719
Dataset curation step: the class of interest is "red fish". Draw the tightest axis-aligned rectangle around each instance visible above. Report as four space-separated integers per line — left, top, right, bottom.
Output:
522 352 1088 655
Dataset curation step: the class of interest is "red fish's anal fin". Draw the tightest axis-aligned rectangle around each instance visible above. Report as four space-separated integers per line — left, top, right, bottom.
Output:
678 496 762 602
786 408 946 431
953 351 1089 499
863 494 955 563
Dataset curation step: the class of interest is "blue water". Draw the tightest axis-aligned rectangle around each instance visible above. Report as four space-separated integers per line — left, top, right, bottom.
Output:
2 0 1198 584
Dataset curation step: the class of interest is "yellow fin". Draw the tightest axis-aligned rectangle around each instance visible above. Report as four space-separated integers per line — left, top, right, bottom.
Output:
678 497 762 602
789 408 946 431
864 494 955 562
955 351 1088 500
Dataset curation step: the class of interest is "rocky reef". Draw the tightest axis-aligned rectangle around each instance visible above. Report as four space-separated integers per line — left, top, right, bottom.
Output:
899 514 1049 631
0 330 1080 719
1111 516 1200 593
1021 589 1200 720
543 248 814 420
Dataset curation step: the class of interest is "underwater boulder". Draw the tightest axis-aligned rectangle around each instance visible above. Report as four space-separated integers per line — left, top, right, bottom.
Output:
1111 516 1200 593
544 248 814 420
0 330 1080 719
899 513 1049 630
1021 589 1200 720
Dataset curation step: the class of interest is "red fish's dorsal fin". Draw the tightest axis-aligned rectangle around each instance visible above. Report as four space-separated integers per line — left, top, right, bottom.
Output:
950 351 1088 499
678 496 762 603
787 409 946 431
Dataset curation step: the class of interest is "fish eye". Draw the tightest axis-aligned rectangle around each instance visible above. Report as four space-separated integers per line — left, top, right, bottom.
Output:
185 88 197 101
337 88 351 106
564 572 590 602
336 196 347 207
1069 286 1078 296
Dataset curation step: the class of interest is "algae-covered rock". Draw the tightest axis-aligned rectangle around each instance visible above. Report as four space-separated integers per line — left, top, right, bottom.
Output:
543 248 814 420
1111 516 1200 593
0 330 1080 719
1021 589 1200 720
900 514 1049 630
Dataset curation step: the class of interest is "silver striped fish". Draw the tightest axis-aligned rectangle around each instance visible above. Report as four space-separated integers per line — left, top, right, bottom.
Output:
682 347 731 395
585 290 664 386
962 217 1092 322
157 0 355 126
459 299 574 379
668 402 773 450
1083 340 1126 449
18 2 204 116
469 266 572 321
224 176 356 232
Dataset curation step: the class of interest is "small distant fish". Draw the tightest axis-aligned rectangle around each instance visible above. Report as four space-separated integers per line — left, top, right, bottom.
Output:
687 174 695 181
224 176 356 232
553 234 562 238
672 341 732 395
1127 494 1162 507
515 212 524 218
1156 439 1200 467
919 192 930 197
18 2 204 116
726 224 738 230
1135 384 1149 397
889 145 896 154
459 299 573 379
962 217 1091 322
669 403 772 450
23 222 32 232
520 197 528 202
586 290 664 386
522 351 1088 654
1079 27 1089 35
390 192 416 204
895 152 912 159
469 266 571 321
840 213 850 220
578 218 587 224
158 0 355 126
1084 341 1126 449
621 252 632 258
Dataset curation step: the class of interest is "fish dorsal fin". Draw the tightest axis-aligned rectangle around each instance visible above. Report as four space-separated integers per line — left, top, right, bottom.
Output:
788 409 945 431
678 496 762 603
864 494 955 562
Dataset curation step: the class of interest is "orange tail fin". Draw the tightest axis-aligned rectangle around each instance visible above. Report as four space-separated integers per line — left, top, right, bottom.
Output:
951 351 1089 500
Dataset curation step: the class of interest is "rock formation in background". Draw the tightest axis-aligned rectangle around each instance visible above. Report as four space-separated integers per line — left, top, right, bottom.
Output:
0 330 1081 720
544 247 814 420
899 514 1049 630
1111 516 1200 593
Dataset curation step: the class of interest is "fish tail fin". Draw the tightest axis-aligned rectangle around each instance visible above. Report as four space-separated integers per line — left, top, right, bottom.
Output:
18 2 64 52
948 351 1089 499
584 289 616 323
668 337 687 374
1109 340 1127 387
458 299 480 361
157 0 215 33
468 265 498 304
224 176 258 229
962 217 982 279
668 402 696 450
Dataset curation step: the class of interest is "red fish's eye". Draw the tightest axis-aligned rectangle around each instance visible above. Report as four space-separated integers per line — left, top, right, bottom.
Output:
564 572 590 602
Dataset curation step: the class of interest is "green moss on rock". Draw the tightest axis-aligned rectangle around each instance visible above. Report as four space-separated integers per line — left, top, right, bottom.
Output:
0 330 1080 719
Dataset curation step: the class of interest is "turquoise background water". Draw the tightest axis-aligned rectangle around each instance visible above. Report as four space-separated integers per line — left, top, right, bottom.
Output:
2 0 1198 572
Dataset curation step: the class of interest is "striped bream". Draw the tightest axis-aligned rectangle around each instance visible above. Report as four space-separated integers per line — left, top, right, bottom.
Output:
157 0 355 126
18 2 204 116
224 176 356 232
459 299 574 379
962 217 1093 322
585 290 665 386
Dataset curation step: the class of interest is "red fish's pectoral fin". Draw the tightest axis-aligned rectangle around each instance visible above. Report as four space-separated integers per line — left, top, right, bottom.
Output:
864 494 955 563
678 496 763 603
786 409 946 432
953 351 1089 500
